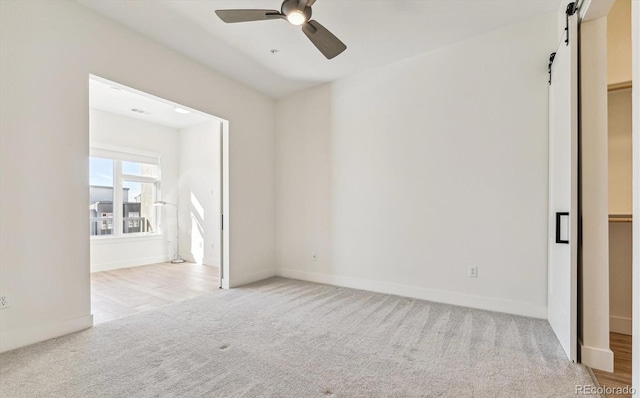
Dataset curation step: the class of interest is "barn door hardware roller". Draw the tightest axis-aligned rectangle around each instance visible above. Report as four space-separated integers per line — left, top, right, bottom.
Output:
565 2 577 45
548 52 556 85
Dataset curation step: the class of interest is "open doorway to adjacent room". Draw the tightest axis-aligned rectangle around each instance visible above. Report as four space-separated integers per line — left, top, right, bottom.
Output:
600 79 634 391
88 75 228 324
582 0 634 391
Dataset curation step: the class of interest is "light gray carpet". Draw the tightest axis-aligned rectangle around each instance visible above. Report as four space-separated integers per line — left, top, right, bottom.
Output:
0 277 597 397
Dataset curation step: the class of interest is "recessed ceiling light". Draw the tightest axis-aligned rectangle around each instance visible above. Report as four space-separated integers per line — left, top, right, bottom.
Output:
174 107 190 114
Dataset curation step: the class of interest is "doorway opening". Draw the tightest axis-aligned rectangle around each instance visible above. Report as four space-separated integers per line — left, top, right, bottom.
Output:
593 82 633 390
88 75 229 324
581 0 634 391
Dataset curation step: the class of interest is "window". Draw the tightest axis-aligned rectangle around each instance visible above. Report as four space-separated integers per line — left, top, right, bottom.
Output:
89 158 114 236
89 147 160 237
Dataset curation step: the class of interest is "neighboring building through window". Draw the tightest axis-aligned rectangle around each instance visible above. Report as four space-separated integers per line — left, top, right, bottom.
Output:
89 148 160 237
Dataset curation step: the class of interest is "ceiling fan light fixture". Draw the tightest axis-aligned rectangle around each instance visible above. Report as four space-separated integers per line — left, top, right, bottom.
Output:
286 10 306 25
215 0 347 59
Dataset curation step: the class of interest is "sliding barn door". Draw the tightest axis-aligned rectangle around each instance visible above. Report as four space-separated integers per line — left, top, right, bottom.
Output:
547 7 578 362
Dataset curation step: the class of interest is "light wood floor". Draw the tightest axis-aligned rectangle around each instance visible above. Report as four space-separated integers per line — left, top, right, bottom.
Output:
592 332 632 397
91 262 220 324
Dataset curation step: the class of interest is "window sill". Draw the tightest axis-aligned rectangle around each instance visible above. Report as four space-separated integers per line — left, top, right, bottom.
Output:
90 234 163 244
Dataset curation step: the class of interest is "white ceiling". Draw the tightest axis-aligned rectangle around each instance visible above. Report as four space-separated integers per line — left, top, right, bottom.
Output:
90 78 214 129
79 0 561 98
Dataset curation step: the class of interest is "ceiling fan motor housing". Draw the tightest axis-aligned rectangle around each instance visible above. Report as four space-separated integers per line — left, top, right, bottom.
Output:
281 0 312 21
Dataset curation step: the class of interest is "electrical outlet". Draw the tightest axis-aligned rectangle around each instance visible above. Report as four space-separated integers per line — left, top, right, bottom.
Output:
0 294 11 309
311 252 318 261
468 266 478 278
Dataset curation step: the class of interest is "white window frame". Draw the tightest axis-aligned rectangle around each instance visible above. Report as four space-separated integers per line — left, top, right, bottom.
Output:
90 145 161 239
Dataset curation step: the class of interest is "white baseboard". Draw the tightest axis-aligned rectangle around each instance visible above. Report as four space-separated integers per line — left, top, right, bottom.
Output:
0 314 93 353
276 268 547 319
90 255 170 272
229 267 276 288
181 254 197 264
610 315 633 335
581 344 614 372
180 255 217 266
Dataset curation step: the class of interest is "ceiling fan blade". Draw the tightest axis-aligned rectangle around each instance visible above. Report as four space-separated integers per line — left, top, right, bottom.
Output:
302 20 347 59
298 0 317 9
215 9 283 23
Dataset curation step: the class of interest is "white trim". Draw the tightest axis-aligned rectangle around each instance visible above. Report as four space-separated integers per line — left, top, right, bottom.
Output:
179 254 219 266
229 268 276 288
580 0 615 22
113 159 123 237
121 174 158 184
276 268 547 319
581 344 615 372
221 120 230 289
91 144 161 165
90 233 162 243
0 315 93 353
180 253 197 264
610 315 633 335
90 255 171 273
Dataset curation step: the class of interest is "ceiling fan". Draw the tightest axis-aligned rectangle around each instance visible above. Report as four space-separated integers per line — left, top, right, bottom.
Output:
215 0 347 59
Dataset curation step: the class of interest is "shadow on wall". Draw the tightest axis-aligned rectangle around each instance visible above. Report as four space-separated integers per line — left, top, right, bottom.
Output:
190 191 205 263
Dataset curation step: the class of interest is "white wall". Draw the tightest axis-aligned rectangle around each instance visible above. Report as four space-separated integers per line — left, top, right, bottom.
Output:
607 0 632 85
0 0 276 352
609 89 634 215
89 109 178 272
178 121 221 266
608 88 633 336
609 222 633 334
276 13 556 318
